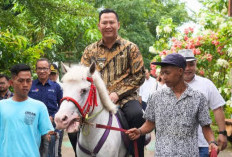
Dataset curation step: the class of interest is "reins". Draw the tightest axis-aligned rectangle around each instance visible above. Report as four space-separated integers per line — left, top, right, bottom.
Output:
60 76 139 157
60 77 98 120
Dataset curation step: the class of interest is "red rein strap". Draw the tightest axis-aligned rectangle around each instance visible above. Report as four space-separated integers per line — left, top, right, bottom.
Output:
60 97 85 117
96 124 139 157
60 77 98 119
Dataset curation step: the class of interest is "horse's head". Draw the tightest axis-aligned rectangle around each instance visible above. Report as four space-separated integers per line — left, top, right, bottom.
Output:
55 63 117 133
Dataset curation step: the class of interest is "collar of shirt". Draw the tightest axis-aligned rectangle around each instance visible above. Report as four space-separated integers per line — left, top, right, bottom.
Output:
165 84 194 100
188 74 196 84
35 79 52 86
98 36 122 48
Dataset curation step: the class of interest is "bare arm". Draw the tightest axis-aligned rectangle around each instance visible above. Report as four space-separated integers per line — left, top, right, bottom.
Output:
202 125 218 153
138 96 142 104
126 120 155 140
213 106 227 150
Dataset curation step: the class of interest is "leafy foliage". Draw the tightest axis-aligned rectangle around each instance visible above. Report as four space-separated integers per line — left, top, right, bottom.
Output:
94 0 189 68
151 0 232 118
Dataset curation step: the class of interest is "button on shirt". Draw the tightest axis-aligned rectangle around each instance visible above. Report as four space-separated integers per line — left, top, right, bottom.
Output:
28 79 63 117
188 75 225 147
144 85 211 156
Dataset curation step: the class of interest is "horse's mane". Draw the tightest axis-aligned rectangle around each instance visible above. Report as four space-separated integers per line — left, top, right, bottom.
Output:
62 64 117 114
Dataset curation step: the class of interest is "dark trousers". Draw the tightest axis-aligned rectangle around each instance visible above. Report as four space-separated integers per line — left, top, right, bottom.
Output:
68 132 78 156
121 100 145 157
141 101 147 111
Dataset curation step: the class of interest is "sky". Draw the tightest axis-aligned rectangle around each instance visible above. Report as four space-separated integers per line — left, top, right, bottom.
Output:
178 0 203 32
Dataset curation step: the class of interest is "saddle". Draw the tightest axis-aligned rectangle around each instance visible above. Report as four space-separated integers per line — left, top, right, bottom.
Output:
116 108 130 149
116 108 151 148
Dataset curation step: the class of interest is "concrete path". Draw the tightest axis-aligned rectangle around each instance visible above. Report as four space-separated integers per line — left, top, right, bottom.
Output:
61 131 232 157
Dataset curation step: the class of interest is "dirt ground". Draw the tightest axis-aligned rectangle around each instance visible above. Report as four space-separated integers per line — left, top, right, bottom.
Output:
61 131 232 157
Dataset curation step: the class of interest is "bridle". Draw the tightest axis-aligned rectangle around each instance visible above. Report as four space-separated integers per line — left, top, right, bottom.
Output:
60 77 98 120
60 76 140 157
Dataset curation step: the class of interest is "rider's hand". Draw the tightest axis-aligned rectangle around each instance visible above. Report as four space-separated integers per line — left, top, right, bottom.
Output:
109 92 119 104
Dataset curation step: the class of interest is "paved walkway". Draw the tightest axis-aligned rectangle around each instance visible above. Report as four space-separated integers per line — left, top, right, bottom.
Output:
62 131 232 157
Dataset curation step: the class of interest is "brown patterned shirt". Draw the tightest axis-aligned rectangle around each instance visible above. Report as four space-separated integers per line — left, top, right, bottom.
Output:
81 36 145 106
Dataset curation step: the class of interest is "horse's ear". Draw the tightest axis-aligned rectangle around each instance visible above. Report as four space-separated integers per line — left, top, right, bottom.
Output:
89 62 96 75
61 62 70 73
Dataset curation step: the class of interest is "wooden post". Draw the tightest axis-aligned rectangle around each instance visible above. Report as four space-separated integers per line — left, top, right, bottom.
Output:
229 0 232 17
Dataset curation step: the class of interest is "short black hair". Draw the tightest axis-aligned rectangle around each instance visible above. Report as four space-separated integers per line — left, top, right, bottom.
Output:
10 64 31 78
36 58 50 68
99 9 119 22
0 74 10 81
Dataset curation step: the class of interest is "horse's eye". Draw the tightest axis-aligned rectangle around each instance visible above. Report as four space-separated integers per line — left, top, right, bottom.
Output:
81 89 87 95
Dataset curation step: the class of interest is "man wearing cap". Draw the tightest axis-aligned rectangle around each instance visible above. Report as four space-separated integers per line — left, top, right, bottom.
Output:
179 49 227 156
126 53 218 156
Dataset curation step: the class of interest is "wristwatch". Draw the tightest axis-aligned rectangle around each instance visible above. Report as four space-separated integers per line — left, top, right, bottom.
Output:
218 130 227 136
209 141 218 146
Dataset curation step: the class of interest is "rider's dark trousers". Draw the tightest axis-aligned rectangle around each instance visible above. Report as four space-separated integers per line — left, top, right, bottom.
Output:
121 100 145 157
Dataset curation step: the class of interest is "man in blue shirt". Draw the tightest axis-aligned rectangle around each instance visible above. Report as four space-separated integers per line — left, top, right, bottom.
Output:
0 64 54 157
29 58 63 157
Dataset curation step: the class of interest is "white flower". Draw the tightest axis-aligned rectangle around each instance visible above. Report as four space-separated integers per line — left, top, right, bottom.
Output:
212 20 217 25
216 17 225 23
213 72 219 78
156 68 161 75
224 88 230 95
149 46 156 54
222 8 228 14
219 23 227 30
199 19 206 26
161 55 165 60
218 87 222 94
226 100 232 107
156 26 162 36
216 59 229 68
163 26 172 33
227 47 232 57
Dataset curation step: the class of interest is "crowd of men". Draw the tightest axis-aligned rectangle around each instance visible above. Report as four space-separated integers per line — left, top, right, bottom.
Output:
0 8 229 157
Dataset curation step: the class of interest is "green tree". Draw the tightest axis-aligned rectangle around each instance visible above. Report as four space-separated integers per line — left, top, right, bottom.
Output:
93 0 190 68
0 0 101 66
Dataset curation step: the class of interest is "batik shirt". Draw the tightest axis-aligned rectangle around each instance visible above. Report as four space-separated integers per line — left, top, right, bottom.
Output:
144 85 211 157
81 36 145 106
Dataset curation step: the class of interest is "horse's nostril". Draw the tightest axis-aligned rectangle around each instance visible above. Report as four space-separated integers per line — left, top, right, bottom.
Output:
62 116 68 121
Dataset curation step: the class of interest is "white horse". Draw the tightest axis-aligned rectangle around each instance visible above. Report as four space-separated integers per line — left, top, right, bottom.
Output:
54 63 127 157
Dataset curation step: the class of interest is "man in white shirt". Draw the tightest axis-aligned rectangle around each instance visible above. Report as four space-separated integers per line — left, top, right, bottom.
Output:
179 49 227 157
139 69 158 110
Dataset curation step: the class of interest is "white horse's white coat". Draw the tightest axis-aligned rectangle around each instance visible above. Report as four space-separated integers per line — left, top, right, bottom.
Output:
55 64 127 157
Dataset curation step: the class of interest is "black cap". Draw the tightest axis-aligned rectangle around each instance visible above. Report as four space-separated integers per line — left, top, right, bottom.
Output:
151 53 186 69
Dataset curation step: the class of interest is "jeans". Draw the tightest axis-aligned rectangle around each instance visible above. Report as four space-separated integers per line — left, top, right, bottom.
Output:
40 129 61 157
199 147 209 157
58 130 64 157
121 100 145 157
40 134 57 157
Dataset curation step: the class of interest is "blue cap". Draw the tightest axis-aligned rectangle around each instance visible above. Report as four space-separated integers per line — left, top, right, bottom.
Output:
151 53 186 69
